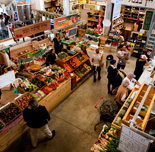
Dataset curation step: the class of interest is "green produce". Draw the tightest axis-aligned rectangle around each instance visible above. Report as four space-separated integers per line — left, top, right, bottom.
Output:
102 126 111 135
95 33 99 37
27 84 37 92
0 124 4 129
115 117 122 126
105 134 119 152
127 97 133 103
119 109 126 118
123 102 130 110
45 77 53 83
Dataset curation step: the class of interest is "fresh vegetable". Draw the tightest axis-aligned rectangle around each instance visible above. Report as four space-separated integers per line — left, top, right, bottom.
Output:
115 117 122 126
119 109 126 118
123 102 130 110
127 97 133 103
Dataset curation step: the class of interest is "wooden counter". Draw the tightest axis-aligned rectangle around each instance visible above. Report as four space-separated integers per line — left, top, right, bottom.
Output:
0 78 71 152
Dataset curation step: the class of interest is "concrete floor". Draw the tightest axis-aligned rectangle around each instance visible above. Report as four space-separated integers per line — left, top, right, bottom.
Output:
4 51 137 152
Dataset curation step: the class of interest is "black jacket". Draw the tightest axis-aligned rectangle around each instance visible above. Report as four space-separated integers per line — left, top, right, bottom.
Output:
107 65 118 79
46 53 56 65
53 38 61 54
23 105 50 128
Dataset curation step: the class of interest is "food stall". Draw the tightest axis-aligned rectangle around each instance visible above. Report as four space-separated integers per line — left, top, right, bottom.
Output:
0 37 73 151
91 63 155 152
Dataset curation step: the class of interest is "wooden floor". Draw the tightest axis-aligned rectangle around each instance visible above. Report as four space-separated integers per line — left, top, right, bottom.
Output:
0 87 18 107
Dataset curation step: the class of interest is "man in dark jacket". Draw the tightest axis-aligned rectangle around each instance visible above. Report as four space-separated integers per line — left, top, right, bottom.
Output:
107 59 118 94
23 97 55 148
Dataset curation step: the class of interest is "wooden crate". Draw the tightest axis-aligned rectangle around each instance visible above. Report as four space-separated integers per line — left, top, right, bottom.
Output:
122 83 155 131
112 87 139 130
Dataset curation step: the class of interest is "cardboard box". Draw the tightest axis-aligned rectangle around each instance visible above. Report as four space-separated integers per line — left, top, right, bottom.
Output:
104 45 111 52
111 46 118 52
134 23 138 32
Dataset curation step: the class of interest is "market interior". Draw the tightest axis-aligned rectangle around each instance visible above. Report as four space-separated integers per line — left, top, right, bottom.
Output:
0 0 155 152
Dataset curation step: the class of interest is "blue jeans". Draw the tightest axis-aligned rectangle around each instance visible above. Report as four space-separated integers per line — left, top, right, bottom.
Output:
0 30 7 39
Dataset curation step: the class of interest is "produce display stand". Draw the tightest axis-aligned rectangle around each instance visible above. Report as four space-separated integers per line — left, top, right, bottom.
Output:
122 83 155 131
56 52 92 83
112 87 139 131
0 78 71 152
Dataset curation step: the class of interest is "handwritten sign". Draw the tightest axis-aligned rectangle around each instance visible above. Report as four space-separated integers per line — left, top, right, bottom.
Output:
14 20 51 40
0 71 15 89
111 0 155 8
118 125 150 152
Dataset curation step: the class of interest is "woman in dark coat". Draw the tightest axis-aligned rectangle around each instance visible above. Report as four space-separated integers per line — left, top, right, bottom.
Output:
107 59 118 94
53 33 62 55
23 97 55 148
134 53 149 80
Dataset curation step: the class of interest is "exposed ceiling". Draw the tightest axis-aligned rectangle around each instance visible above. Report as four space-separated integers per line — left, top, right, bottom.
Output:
0 0 13 5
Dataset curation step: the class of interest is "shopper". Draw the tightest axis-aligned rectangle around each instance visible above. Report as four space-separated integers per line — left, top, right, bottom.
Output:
146 50 152 61
107 59 118 94
92 49 102 82
46 49 58 66
23 97 55 148
4 13 10 25
53 33 62 55
116 45 129 70
0 15 7 39
115 80 129 109
134 53 149 80
122 72 141 93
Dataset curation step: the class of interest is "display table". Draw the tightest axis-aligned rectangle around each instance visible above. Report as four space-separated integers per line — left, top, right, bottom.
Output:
0 78 71 152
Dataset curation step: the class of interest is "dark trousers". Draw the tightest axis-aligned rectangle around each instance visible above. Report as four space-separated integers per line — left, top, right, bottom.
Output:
108 78 116 92
116 101 122 110
117 63 125 70
93 66 101 81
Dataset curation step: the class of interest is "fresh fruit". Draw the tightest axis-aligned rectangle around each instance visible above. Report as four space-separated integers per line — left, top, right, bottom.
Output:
64 63 73 72
0 103 22 125
16 94 32 110
31 77 46 88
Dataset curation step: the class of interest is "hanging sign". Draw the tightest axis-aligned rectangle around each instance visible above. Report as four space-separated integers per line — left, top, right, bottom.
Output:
0 71 15 89
14 20 51 40
112 0 122 21
111 0 155 8
118 125 150 152
54 14 78 31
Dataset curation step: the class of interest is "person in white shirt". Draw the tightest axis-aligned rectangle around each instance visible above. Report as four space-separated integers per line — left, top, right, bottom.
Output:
92 49 102 82
122 72 141 92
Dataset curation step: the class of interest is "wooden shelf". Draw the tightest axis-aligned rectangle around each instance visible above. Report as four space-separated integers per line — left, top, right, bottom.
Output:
88 18 99 22
122 83 155 131
112 87 139 130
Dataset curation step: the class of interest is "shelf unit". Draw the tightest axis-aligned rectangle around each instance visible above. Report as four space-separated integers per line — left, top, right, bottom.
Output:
112 87 139 130
86 4 105 29
56 52 91 82
122 83 155 131
111 16 124 31
121 6 146 30
146 24 155 51
69 0 81 19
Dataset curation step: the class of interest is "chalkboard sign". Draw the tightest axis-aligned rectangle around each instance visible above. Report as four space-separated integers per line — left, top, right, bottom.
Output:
143 11 153 30
69 28 77 37
118 125 150 152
